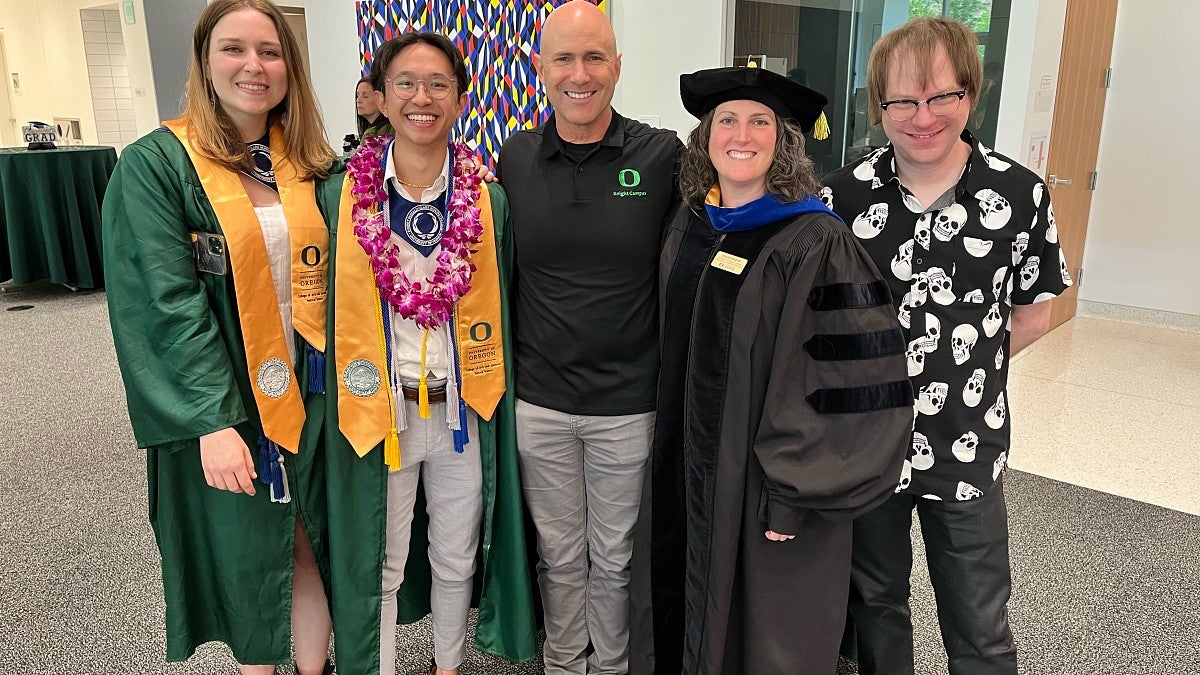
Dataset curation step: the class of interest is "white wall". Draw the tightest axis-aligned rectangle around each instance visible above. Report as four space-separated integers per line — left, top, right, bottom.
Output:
293 0 361 149
994 0 1066 169
142 0 203 121
120 0 157 134
610 0 726 139
1078 2 1200 315
0 0 156 148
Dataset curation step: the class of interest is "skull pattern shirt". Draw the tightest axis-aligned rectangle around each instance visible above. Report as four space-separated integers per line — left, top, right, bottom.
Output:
823 131 1072 501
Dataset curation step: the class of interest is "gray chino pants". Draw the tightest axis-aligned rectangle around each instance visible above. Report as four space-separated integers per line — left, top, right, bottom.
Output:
515 398 655 675
381 400 482 674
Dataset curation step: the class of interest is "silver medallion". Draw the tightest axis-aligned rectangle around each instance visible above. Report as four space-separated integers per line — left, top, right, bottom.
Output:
343 359 381 397
256 358 291 398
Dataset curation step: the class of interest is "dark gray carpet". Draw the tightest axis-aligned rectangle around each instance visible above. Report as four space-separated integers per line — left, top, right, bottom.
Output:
2 283 1197 674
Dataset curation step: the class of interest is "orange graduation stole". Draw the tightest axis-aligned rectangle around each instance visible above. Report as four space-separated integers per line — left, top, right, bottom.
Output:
334 175 505 469
164 119 328 454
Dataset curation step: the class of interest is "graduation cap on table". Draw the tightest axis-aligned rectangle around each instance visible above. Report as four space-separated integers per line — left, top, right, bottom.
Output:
680 65 831 140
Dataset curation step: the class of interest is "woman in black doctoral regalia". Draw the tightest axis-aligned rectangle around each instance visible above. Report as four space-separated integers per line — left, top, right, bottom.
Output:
629 66 915 674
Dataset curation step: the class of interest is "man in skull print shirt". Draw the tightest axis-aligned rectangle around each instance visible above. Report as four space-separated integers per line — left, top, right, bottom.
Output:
823 18 1071 675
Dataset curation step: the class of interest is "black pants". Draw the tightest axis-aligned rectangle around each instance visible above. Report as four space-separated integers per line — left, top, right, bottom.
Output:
848 477 1017 675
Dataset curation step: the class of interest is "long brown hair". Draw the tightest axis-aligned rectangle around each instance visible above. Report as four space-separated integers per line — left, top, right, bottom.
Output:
181 0 334 179
679 110 821 207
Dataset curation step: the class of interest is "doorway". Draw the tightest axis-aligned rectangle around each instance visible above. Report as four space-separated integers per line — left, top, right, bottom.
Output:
1044 0 1119 329
279 7 312 81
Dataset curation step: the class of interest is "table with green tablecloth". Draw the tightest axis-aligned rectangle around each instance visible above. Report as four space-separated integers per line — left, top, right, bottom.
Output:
0 145 117 289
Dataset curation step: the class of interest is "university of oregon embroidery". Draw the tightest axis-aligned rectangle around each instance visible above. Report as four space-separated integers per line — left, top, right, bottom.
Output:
613 167 647 198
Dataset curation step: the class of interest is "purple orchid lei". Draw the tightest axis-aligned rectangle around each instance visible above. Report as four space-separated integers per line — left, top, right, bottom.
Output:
348 134 483 330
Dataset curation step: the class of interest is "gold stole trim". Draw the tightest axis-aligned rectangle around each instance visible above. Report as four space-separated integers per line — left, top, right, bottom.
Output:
705 184 722 206
164 119 329 453
455 186 505 421
334 175 395 458
334 179 506 459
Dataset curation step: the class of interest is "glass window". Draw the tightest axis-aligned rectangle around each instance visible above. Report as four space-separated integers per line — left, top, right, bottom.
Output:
731 0 1011 176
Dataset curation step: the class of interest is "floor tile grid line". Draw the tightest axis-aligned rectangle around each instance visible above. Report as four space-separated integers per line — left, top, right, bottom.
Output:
1008 369 1200 411
1059 328 1200 359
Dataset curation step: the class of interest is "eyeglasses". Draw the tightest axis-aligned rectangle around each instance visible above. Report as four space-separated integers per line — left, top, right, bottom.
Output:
386 75 455 100
880 90 966 122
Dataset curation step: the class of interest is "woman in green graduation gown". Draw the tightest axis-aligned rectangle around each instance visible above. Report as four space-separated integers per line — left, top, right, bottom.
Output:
103 1 337 672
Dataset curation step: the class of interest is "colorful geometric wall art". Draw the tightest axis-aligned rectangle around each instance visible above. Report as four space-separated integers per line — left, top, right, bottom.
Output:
356 0 605 167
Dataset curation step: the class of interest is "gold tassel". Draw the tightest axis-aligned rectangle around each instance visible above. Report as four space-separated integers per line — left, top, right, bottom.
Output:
418 329 431 419
384 429 401 471
418 381 430 419
813 112 830 141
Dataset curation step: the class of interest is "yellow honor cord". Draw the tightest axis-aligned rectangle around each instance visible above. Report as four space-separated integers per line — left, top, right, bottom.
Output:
418 329 431 419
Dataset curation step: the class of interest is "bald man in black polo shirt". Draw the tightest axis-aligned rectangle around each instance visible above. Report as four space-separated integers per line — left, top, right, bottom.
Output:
496 2 681 673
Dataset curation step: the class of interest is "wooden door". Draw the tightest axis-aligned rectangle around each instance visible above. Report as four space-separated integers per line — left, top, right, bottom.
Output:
1045 0 1119 329
281 9 312 80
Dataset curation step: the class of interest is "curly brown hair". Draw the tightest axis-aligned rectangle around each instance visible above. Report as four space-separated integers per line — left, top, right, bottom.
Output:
678 110 821 208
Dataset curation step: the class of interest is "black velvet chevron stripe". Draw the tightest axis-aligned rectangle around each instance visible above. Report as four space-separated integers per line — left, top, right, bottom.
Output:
646 214 716 674
807 279 891 311
806 379 914 414
804 328 906 360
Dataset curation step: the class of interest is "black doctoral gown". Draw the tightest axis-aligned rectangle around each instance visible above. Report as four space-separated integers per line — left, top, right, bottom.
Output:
630 203 914 675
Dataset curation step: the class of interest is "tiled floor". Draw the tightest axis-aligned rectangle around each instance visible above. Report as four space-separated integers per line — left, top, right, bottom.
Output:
1008 315 1200 516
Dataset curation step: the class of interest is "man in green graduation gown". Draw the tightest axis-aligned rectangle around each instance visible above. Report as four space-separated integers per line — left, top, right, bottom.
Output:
317 31 537 675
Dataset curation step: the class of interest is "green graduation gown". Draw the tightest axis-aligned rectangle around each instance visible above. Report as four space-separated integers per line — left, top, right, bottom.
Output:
103 128 330 665
316 172 538 675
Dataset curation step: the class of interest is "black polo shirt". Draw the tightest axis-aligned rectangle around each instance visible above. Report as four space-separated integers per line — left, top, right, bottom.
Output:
823 131 1072 501
498 111 682 415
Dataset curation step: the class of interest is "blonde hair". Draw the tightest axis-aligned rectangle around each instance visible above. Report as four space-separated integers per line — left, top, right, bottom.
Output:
866 17 982 126
181 0 334 179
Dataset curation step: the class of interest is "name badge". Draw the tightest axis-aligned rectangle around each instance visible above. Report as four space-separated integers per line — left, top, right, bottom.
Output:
710 251 747 275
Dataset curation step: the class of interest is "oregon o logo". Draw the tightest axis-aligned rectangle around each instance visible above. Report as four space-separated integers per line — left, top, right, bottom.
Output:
470 322 493 342
301 245 322 266
618 169 641 188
